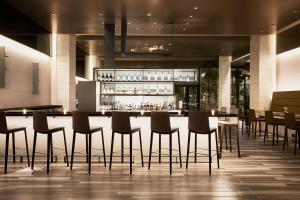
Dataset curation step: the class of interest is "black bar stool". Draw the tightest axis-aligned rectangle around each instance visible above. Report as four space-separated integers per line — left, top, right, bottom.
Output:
148 111 182 175
0 112 30 174
248 109 265 138
264 111 284 145
186 111 219 174
109 112 144 174
31 111 69 174
283 112 300 154
70 112 106 174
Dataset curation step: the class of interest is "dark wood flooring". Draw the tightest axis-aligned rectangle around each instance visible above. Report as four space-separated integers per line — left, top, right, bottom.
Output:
1 130 300 200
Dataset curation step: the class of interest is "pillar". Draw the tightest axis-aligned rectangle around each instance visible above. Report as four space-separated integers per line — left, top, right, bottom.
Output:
85 55 101 80
51 34 76 111
218 56 232 112
250 34 276 111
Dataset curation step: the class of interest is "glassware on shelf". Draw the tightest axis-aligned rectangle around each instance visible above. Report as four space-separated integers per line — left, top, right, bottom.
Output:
148 72 151 81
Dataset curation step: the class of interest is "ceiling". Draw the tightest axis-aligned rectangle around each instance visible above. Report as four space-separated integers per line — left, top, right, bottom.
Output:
4 0 300 59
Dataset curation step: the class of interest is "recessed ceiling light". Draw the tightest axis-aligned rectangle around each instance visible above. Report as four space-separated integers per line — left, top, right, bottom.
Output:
189 15 193 18
186 22 189 25
166 48 169 51
98 43 102 46
194 7 198 10
153 22 157 25
146 13 152 17
127 22 131 25
101 22 104 24
168 43 172 46
145 43 149 46
51 13 55 16
98 13 103 16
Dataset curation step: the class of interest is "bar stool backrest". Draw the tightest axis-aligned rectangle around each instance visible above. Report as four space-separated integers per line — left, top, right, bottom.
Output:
151 111 171 133
33 111 49 132
237 108 244 119
188 111 210 133
249 109 257 121
285 112 296 130
112 112 131 133
72 111 90 133
265 110 274 124
0 112 8 132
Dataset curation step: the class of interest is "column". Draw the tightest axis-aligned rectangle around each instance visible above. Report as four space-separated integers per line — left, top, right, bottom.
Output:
85 55 97 80
51 34 76 111
250 34 276 111
218 56 232 112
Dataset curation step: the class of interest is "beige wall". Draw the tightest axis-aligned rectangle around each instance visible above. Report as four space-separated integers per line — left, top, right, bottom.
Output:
218 56 231 111
276 47 300 91
0 35 51 108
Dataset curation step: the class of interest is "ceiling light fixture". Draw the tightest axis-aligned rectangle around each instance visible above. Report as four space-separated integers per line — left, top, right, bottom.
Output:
153 22 157 25
98 13 103 16
51 13 56 16
186 22 189 25
189 15 193 18
194 7 198 10
127 22 131 25
169 43 172 46
146 13 152 17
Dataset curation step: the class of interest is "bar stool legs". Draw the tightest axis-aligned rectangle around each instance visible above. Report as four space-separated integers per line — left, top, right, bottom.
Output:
24 129 30 167
31 131 37 170
12 133 16 163
169 134 172 175
4 133 9 174
101 129 106 167
158 134 161 163
195 134 197 163
148 131 153 170
139 130 144 167
177 131 182 168
109 132 115 171
62 129 69 167
186 131 191 169
70 131 76 170
88 133 92 174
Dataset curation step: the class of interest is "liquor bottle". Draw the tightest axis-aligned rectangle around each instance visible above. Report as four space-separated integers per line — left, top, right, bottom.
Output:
102 73 105 81
148 72 151 81
105 73 109 81
109 73 112 81
154 72 157 81
156 85 159 94
179 75 182 81
139 74 142 81
161 72 164 81
168 72 171 81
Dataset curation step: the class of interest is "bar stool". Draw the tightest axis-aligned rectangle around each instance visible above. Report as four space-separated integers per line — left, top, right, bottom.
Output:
248 109 265 138
31 111 69 174
109 112 143 174
283 112 300 154
186 111 219 174
0 112 30 174
71 112 106 174
148 111 182 175
237 108 247 135
264 111 284 145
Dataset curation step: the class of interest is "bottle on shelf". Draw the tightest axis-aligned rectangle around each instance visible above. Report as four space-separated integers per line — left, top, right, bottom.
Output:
139 73 143 81
154 72 157 81
148 72 151 81
161 72 164 81
102 73 105 81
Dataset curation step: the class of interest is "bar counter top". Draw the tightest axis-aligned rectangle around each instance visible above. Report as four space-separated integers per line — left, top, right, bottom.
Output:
3 110 237 117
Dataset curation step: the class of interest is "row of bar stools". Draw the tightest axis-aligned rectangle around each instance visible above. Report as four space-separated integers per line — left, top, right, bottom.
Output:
70 112 106 174
283 113 300 154
186 112 219 175
0 112 30 174
148 112 182 175
31 112 69 173
109 112 143 174
264 111 285 145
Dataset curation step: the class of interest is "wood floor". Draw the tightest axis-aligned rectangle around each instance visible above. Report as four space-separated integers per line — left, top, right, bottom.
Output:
1 130 300 200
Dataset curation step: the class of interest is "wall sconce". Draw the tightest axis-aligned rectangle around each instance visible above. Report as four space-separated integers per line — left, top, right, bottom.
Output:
22 109 27 115
140 110 144 115
101 109 105 115
63 109 67 115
